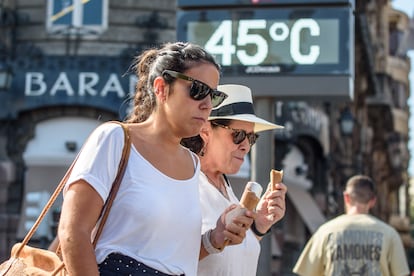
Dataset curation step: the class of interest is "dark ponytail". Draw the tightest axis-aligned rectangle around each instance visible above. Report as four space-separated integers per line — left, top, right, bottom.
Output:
126 42 220 123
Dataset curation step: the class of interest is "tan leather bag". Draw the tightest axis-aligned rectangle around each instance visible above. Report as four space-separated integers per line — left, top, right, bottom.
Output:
0 243 67 276
0 122 131 276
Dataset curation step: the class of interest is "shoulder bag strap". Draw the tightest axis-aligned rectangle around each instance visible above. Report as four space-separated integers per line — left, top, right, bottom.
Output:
92 122 130 246
13 121 131 257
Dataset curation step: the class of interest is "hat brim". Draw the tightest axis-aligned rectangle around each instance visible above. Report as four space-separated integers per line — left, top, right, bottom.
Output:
208 114 284 132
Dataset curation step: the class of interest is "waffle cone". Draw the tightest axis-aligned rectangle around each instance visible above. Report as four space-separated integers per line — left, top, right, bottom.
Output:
270 169 283 191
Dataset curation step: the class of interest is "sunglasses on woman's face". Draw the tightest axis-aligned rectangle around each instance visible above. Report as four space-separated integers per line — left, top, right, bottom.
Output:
211 122 259 146
162 70 227 108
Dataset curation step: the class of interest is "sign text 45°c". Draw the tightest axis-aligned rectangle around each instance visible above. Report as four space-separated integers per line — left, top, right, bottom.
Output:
178 7 351 74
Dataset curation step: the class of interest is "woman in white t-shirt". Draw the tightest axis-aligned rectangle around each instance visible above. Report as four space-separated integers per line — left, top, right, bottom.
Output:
56 43 255 276
181 84 287 276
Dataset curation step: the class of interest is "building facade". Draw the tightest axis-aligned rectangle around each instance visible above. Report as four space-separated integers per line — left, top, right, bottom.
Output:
0 0 412 275
0 0 177 260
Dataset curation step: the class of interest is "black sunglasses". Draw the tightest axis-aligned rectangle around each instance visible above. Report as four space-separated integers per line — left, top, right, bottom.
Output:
162 70 227 108
211 122 259 146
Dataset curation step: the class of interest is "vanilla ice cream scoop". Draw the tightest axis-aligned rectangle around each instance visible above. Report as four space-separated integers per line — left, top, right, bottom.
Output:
225 181 262 225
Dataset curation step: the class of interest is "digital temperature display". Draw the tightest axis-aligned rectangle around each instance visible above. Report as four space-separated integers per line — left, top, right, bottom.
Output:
177 7 352 76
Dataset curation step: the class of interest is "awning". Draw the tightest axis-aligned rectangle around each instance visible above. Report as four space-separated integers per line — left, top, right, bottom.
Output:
286 183 326 233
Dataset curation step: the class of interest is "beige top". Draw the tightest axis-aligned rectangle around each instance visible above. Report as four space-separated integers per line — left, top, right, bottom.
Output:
293 214 410 276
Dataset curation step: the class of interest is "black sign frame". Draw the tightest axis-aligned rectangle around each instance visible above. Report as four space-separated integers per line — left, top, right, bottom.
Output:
177 5 354 100
177 0 354 8
178 6 352 76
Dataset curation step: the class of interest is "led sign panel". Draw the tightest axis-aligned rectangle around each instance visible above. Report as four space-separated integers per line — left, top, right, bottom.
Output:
177 6 354 99
177 7 351 76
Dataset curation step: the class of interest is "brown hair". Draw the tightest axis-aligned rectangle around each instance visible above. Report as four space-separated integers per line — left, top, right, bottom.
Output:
126 42 221 123
345 175 376 204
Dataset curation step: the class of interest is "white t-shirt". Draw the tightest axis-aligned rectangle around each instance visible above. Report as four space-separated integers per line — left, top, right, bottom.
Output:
64 122 202 276
197 172 261 276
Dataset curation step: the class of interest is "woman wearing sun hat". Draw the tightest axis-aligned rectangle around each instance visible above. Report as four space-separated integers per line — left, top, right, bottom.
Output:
181 84 287 276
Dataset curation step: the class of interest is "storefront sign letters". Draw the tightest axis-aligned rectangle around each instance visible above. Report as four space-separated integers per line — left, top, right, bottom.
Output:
24 72 135 97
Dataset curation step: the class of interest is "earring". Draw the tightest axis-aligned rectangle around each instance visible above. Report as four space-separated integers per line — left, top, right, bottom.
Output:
200 147 205 157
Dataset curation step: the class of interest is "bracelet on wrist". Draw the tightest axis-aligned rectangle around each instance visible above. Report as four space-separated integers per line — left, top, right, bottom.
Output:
202 229 224 254
251 221 271 237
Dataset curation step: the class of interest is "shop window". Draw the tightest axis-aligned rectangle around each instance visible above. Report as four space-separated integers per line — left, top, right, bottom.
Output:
46 0 108 37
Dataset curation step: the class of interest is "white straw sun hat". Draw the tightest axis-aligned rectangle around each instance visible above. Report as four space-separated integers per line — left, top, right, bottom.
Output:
208 84 284 132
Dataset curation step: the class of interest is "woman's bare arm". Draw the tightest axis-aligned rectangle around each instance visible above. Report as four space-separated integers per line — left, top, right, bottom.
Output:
58 180 104 276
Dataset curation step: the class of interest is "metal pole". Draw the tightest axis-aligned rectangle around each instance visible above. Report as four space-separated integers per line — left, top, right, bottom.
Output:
251 97 274 276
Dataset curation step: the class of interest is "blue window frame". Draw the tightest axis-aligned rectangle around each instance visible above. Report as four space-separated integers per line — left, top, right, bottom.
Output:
47 0 108 36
